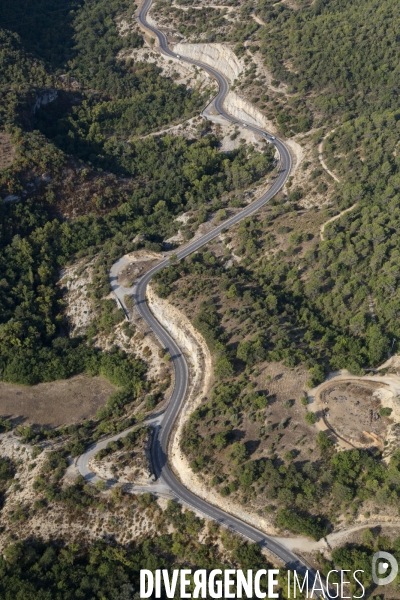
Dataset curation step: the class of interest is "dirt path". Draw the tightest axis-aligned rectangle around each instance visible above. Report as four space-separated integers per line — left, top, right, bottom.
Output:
320 203 358 240
318 129 340 183
252 13 266 25
276 521 400 553
140 116 196 139
172 2 235 11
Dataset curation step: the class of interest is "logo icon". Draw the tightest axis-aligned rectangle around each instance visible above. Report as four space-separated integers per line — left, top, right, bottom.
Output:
372 551 398 586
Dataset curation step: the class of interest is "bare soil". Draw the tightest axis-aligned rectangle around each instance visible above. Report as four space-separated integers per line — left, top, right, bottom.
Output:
90 428 153 484
117 257 161 287
0 432 162 550
319 380 391 449
191 361 314 468
0 375 115 428
61 252 173 386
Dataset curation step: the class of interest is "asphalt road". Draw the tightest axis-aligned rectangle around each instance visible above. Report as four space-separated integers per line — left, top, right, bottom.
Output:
81 1 328 591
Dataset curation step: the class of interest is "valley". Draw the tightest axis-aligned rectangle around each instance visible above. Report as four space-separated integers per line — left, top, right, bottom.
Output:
1 0 400 596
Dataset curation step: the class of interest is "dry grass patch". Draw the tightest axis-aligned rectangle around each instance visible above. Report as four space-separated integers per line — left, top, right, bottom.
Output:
0 375 115 428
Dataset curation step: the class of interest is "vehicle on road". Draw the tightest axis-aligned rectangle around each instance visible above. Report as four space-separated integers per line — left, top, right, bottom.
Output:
176 54 180 58
242 123 248 127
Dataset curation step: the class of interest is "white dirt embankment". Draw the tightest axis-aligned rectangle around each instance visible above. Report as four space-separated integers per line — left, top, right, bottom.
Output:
171 44 304 168
146 283 213 418
285 138 304 174
224 91 274 131
173 43 243 84
170 43 276 134
146 285 276 535
308 369 400 456
224 94 303 171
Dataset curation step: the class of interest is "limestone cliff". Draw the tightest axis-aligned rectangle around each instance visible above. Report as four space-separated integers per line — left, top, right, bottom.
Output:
224 90 277 132
172 42 243 83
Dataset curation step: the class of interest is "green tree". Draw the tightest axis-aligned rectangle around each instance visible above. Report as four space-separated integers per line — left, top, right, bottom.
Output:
305 412 316 425
228 442 248 465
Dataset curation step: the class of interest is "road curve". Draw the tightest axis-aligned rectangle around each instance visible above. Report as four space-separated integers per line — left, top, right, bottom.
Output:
80 0 327 588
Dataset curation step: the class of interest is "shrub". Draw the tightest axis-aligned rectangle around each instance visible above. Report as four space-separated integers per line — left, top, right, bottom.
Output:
228 443 248 465
277 509 327 540
379 407 392 417
305 412 316 425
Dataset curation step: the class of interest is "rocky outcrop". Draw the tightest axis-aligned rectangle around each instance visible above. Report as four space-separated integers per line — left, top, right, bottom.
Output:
172 42 243 83
171 43 277 133
34 89 58 113
224 90 277 132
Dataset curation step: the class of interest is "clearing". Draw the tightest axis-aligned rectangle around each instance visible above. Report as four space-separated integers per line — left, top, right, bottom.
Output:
311 372 400 454
0 375 115 428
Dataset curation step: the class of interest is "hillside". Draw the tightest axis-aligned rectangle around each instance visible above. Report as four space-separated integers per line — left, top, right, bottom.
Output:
1 0 400 596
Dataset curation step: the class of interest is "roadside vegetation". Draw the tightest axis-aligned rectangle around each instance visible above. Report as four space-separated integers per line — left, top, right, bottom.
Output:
157 216 400 534
150 0 400 538
316 527 400 597
2 0 400 580
0 0 272 385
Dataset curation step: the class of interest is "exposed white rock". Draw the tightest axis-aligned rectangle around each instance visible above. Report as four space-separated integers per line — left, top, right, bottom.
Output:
34 89 58 113
172 42 244 83
224 90 276 132
169 43 277 135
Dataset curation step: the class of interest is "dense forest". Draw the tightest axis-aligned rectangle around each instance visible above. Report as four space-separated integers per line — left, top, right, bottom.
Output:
0 0 274 384
0 501 277 599
253 0 400 366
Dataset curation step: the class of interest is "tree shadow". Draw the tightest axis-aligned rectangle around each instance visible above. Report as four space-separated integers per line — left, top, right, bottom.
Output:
0 0 81 69
245 439 260 456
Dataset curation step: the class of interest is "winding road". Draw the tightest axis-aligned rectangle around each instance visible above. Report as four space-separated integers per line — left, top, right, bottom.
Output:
78 0 328 591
